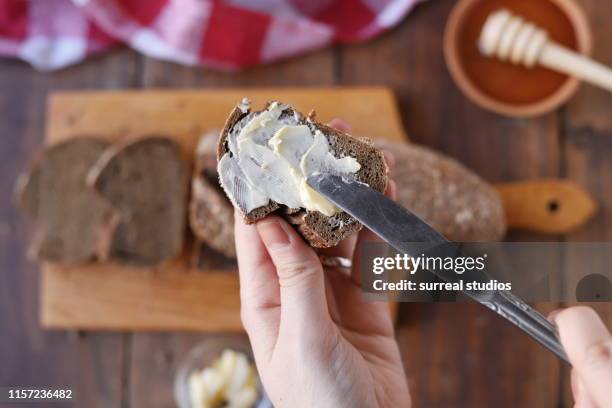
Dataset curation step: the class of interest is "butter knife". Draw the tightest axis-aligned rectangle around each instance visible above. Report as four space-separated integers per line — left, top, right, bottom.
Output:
307 174 569 364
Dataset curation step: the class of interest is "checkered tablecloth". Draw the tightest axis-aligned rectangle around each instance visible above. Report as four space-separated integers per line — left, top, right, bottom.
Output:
0 0 422 71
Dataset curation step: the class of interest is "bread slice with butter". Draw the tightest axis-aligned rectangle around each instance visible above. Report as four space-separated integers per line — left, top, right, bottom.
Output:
216 100 388 248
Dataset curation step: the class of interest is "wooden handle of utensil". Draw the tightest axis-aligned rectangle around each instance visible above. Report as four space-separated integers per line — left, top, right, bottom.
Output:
540 43 612 93
494 180 597 234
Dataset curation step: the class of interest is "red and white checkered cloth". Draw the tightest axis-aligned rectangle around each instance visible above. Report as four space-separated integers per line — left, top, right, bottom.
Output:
0 0 422 71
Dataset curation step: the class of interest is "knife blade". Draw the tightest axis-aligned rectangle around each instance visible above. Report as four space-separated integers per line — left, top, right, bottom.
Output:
307 173 569 364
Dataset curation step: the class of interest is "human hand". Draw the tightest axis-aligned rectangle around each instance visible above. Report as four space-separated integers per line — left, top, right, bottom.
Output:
234 119 410 408
555 306 612 408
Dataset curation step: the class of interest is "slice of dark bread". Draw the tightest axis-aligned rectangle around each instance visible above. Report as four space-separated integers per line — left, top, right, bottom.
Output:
376 140 506 241
217 100 388 248
15 138 112 263
189 132 236 259
191 241 237 271
87 136 188 266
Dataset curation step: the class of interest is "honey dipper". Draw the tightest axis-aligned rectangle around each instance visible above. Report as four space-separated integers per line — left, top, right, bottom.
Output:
479 9 612 93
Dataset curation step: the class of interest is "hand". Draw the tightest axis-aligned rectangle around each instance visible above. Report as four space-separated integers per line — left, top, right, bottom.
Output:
234 119 410 408
555 306 612 407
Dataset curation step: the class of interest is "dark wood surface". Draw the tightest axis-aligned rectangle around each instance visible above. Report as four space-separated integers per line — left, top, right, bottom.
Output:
1 0 611 406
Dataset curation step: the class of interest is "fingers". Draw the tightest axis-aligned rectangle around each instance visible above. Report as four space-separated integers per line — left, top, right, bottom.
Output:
256 216 330 333
556 306 612 408
234 212 280 360
571 369 597 408
328 118 351 133
325 267 397 337
382 150 396 172
386 178 397 201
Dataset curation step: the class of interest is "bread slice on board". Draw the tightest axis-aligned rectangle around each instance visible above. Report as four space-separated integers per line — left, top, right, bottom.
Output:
191 241 237 270
15 138 112 263
87 136 188 266
190 132 236 259
217 100 388 248
376 140 506 241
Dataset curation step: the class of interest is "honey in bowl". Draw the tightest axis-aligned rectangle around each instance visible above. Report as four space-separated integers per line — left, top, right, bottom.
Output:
459 0 577 105
444 0 591 116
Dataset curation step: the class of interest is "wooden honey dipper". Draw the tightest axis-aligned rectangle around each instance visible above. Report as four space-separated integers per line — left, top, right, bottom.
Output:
479 9 612 93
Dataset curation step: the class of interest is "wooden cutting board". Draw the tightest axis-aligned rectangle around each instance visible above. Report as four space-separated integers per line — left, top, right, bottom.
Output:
41 87 407 331
40 87 596 331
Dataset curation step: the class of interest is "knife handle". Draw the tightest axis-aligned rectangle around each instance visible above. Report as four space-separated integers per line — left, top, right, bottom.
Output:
488 291 569 364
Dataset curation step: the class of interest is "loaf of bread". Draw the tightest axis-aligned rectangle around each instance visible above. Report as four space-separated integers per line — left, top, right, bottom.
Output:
190 132 236 259
376 140 506 241
216 100 388 248
15 138 112 263
87 136 189 266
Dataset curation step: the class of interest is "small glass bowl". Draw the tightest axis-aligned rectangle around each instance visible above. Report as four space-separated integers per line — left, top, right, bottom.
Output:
174 337 270 408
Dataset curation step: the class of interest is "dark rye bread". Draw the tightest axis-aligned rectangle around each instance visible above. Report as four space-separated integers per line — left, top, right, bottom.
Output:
15 138 112 263
190 132 236 259
376 140 506 241
87 136 188 266
191 241 237 270
217 101 388 248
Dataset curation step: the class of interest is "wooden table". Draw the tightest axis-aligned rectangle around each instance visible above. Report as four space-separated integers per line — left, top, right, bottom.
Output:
1 1 611 406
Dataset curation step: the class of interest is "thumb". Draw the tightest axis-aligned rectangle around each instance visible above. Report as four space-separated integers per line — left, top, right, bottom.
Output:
256 216 329 330
556 306 612 408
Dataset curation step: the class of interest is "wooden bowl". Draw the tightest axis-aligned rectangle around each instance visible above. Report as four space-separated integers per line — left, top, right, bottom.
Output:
444 0 592 117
